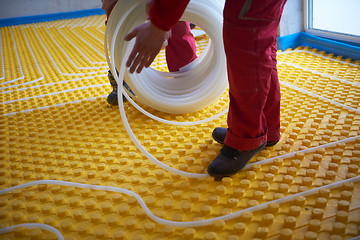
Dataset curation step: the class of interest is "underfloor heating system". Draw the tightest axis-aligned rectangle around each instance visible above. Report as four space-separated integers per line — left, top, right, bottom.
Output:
0 13 359 240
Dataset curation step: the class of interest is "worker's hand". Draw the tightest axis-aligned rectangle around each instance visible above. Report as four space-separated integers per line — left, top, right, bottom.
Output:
125 21 167 73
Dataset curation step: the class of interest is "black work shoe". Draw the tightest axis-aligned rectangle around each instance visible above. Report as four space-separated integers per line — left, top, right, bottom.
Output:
212 127 279 147
106 70 134 105
207 142 266 179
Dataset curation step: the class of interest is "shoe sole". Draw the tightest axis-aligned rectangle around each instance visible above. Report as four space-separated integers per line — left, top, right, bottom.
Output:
207 169 239 180
265 141 278 147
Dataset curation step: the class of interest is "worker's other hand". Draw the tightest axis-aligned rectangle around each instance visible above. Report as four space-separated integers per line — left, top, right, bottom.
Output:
125 21 166 74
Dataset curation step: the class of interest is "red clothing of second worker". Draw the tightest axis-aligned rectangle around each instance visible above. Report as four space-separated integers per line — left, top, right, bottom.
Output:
166 21 197 72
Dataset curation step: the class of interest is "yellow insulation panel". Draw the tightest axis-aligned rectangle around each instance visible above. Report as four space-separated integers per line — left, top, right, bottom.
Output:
0 15 359 240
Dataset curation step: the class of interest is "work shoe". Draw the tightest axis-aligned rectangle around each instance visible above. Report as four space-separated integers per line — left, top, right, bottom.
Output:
106 70 134 105
207 142 266 179
212 127 279 147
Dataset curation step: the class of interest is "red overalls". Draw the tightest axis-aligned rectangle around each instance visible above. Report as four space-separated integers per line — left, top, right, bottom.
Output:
103 0 197 72
150 0 286 151
223 0 287 151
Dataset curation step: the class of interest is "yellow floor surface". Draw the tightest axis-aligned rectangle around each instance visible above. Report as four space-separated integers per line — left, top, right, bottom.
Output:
0 15 359 240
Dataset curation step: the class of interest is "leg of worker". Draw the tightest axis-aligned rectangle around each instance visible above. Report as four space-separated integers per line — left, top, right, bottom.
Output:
223 0 285 151
208 0 286 177
166 21 197 72
102 0 121 105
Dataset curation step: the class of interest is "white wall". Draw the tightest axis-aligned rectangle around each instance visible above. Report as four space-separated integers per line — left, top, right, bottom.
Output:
0 0 102 19
279 0 304 36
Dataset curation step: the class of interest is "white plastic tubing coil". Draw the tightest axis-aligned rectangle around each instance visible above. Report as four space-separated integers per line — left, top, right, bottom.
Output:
104 0 228 178
105 0 228 114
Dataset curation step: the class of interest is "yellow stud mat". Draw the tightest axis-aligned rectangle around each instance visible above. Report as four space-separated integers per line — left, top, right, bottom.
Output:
0 14 360 240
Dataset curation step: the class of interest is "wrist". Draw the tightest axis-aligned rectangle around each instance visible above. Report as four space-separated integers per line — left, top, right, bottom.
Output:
149 17 171 32
149 20 167 33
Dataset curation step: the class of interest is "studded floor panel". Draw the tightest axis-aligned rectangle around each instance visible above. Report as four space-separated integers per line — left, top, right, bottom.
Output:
0 15 359 240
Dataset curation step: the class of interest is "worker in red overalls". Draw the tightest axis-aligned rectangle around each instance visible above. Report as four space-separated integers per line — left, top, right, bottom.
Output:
102 0 197 105
125 0 287 179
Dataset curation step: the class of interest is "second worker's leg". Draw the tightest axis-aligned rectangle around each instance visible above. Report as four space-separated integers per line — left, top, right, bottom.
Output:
166 21 197 72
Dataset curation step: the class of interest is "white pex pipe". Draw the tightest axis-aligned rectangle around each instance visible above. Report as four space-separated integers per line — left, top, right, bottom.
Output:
0 223 64 240
0 176 359 228
105 0 228 114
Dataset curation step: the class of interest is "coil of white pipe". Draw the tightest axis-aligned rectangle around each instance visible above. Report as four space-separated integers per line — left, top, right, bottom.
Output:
105 0 227 114
104 0 228 177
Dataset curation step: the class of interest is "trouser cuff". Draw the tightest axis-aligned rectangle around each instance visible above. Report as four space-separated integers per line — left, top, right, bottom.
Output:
224 130 267 151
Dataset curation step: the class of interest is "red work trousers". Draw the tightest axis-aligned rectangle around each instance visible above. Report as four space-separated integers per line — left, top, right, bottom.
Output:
166 21 197 72
223 0 287 151
104 0 197 72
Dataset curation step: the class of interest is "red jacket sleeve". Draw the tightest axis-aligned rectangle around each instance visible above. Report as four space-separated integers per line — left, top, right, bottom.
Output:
149 0 190 31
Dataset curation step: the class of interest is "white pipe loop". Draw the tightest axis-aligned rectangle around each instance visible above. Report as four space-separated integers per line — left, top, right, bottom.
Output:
0 176 359 228
106 0 228 114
